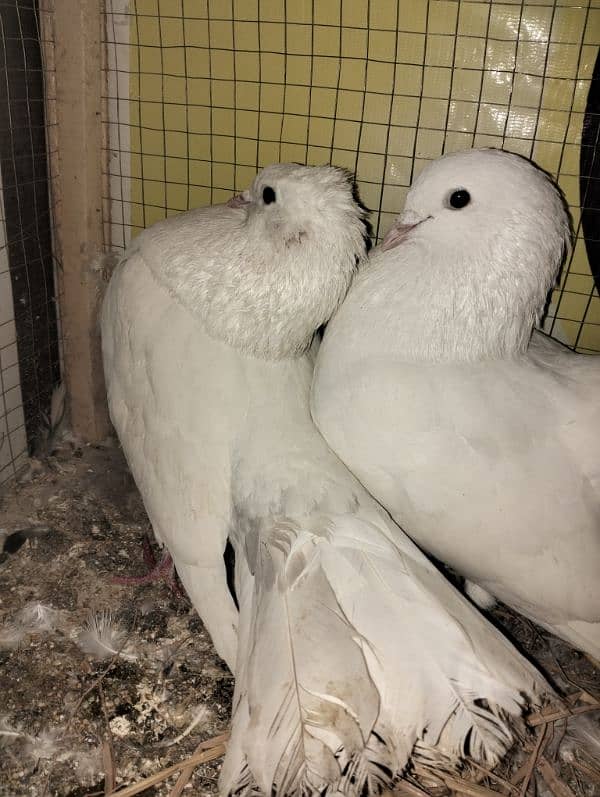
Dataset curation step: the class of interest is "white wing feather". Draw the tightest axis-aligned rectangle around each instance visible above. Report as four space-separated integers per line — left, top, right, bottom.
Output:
101 251 241 667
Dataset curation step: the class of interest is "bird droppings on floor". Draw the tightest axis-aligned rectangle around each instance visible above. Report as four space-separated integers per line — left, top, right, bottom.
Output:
0 441 233 797
0 440 598 797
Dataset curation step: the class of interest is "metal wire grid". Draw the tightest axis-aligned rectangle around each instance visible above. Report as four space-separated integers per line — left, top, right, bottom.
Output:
102 0 599 352
0 0 61 484
0 164 25 483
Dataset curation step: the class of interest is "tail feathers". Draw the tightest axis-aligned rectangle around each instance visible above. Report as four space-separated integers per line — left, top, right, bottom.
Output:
220 694 255 796
246 526 381 793
227 515 547 795
319 517 546 770
228 724 401 797
221 555 260 796
336 731 399 795
428 688 516 766
233 523 401 796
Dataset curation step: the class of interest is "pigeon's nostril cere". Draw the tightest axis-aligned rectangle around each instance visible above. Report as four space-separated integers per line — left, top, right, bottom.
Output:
227 193 250 208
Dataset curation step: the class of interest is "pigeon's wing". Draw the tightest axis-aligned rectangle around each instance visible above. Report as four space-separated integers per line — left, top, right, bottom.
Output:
529 330 600 497
101 250 244 667
221 504 545 796
312 330 600 645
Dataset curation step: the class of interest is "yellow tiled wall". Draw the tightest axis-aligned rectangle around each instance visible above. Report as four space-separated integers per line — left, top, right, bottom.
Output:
104 0 600 351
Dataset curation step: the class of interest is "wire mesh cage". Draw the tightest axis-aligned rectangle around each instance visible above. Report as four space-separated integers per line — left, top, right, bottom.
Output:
0 0 60 484
103 0 600 355
0 0 598 484
0 3 599 793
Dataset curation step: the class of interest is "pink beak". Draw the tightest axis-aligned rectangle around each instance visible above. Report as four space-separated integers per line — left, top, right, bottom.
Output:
381 223 419 251
227 192 251 208
380 215 429 251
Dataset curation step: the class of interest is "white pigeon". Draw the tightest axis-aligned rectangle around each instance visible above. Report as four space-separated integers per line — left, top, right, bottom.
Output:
312 148 600 660
102 163 548 795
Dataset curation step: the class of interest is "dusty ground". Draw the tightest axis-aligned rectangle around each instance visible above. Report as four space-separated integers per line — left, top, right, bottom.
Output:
0 441 232 796
0 439 598 797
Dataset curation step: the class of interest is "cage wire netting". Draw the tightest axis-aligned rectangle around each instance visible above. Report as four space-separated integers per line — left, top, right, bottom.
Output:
0 0 61 485
0 0 599 484
0 4 598 794
102 0 599 354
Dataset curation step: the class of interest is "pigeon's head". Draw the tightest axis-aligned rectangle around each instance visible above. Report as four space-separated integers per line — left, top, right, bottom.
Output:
206 163 367 359
378 149 572 356
384 148 570 259
229 162 365 250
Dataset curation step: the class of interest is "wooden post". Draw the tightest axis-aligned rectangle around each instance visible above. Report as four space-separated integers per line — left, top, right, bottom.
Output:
49 0 111 441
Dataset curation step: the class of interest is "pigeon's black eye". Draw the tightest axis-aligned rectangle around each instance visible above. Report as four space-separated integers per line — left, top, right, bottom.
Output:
262 186 276 204
448 189 471 209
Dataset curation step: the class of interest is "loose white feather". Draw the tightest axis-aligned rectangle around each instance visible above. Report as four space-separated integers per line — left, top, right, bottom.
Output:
0 601 62 650
155 704 211 748
0 716 23 747
0 622 27 651
24 728 64 761
16 601 61 632
73 747 103 782
76 610 137 662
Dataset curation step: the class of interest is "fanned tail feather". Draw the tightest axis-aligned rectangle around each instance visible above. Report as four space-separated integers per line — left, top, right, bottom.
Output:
224 521 400 796
430 686 517 766
318 515 547 771
221 554 256 796
220 694 255 797
224 513 549 795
